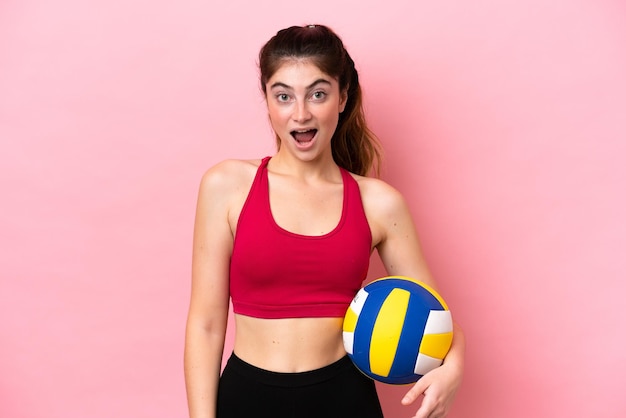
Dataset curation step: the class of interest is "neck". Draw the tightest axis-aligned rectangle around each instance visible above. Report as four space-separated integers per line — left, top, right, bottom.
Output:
269 150 340 181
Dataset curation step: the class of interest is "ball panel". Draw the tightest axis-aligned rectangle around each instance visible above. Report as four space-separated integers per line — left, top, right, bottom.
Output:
386 287 433 382
414 353 444 376
377 373 422 385
423 310 453 334
373 276 449 310
350 283 395 378
343 306 359 333
342 331 354 355
349 287 369 315
369 288 410 377
419 332 454 359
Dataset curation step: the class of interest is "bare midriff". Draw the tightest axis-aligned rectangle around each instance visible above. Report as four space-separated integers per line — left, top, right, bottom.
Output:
233 314 347 373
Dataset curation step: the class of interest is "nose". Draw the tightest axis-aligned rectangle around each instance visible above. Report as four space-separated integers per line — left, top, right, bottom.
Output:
292 100 312 123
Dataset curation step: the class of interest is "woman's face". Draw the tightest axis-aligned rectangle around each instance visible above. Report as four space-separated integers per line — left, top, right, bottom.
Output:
265 59 347 161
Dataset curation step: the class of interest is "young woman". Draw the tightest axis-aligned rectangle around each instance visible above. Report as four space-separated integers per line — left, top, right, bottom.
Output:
184 24 464 418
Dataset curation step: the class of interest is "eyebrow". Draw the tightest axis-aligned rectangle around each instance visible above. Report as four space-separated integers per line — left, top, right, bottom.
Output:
269 78 332 90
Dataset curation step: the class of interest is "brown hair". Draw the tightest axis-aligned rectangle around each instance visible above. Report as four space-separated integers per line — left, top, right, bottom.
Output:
259 24 382 177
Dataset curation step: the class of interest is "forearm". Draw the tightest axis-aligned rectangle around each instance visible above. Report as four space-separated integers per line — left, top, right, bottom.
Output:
443 321 465 374
184 323 226 418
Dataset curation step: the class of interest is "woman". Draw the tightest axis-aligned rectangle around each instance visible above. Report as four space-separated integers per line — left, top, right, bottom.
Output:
184 24 464 418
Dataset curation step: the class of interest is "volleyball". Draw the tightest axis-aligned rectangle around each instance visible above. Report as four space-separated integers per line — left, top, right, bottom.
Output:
342 276 453 385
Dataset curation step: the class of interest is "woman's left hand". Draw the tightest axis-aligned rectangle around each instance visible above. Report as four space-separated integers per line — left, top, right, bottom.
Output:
400 361 463 418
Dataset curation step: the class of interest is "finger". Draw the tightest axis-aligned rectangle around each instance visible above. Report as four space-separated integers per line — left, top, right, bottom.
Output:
413 395 435 418
402 379 428 405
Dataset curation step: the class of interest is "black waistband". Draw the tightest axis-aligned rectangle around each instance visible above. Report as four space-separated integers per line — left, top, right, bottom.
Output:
223 352 357 388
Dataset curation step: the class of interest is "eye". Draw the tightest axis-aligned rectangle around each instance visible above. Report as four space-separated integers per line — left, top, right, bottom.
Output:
311 91 327 101
276 93 291 102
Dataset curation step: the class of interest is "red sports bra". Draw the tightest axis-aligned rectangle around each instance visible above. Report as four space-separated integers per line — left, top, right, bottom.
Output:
229 157 372 318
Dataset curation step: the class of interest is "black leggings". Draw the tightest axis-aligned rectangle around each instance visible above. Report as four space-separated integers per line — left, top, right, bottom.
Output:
217 353 384 418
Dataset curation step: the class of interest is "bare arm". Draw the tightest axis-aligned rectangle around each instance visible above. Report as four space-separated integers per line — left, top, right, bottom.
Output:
184 164 234 418
364 179 465 418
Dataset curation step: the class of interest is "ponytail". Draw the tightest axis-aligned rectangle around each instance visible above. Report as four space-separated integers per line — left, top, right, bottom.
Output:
331 53 382 176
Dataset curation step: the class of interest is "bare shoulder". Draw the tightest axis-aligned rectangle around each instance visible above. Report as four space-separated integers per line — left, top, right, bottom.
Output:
350 173 414 248
198 158 261 196
196 158 263 233
351 174 408 216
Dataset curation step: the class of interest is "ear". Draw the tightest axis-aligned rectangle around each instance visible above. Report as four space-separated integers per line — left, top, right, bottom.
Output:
339 88 348 113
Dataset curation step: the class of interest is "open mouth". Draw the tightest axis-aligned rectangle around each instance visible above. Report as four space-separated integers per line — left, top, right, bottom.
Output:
290 129 318 144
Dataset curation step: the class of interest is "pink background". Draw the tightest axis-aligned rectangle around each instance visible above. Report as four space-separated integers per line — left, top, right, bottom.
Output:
1 1 625 417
